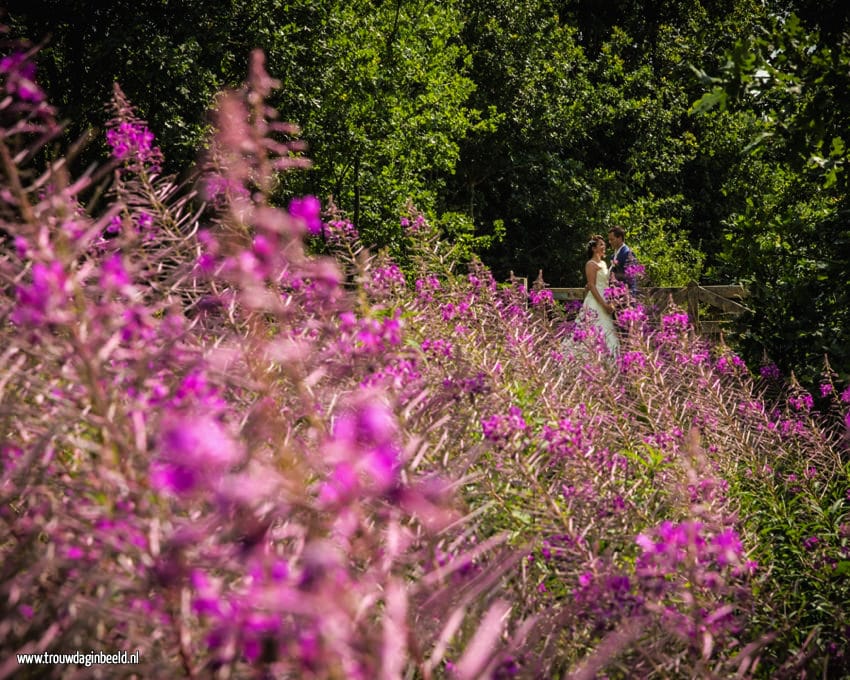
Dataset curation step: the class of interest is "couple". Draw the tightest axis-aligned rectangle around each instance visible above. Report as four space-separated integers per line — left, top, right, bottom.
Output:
571 228 635 357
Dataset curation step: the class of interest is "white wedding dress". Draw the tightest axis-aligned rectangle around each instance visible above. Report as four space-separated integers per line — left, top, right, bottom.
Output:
572 260 619 356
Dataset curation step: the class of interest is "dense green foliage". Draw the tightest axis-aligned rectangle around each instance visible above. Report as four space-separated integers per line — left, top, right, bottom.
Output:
690 9 850 384
5 0 849 383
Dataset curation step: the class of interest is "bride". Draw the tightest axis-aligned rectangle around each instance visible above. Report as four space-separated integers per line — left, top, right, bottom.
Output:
569 234 619 356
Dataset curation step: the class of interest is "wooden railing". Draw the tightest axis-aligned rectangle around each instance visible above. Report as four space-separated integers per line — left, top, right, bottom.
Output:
540 280 751 336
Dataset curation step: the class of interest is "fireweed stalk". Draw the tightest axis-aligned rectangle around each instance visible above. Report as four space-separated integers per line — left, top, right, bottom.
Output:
1 43 849 680
0 47 511 680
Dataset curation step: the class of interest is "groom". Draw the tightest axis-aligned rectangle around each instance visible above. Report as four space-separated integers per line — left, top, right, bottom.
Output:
607 226 638 296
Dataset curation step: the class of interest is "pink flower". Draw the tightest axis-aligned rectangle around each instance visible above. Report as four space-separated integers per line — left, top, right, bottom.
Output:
150 414 243 495
662 312 690 333
1 51 45 103
11 261 72 327
321 398 402 496
100 253 131 291
529 289 554 306
106 121 161 171
760 363 782 380
318 462 360 506
619 351 646 373
65 546 85 560
288 195 323 235
789 393 814 411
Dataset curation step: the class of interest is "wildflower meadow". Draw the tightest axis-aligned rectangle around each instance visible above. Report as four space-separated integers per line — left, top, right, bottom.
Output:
1 43 849 679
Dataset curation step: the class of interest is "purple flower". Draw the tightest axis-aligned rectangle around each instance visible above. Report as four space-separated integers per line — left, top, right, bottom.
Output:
661 312 690 333
414 275 441 303
361 358 422 391
105 215 123 236
529 288 554 306
324 218 359 243
760 363 782 380
716 354 746 375
191 570 226 617
322 398 402 495
619 351 646 374
150 414 243 495
789 393 814 411
288 195 323 235
172 370 226 411
624 262 646 279
350 313 403 355
14 236 30 259
460 372 489 395
11 261 71 327
365 262 406 298
65 546 85 560
402 213 427 233
440 302 457 321
100 253 131 291
421 338 453 357
203 173 251 206
712 529 743 565
1 51 46 103
106 121 161 170
482 406 527 443
615 304 647 328
135 211 156 240
317 462 359 507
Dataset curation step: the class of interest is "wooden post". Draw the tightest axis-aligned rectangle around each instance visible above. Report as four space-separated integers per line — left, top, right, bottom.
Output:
687 281 700 333
534 269 546 289
509 270 528 290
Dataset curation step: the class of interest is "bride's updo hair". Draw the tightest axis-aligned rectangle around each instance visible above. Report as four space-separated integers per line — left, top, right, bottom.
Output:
585 234 605 260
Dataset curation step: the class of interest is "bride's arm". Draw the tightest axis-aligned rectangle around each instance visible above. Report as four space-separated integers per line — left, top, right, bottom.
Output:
585 260 614 314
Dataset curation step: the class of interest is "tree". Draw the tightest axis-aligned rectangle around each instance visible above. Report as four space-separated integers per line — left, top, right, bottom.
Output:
690 9 850 383
264 1 483 245
446 0 767 286
5 0 274 170
7 1 483 247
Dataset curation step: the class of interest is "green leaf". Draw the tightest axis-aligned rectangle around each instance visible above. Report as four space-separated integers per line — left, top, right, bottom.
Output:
689 87 728 115
823 167 838 189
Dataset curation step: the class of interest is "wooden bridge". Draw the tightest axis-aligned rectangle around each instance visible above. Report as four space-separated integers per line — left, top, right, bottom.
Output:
520 273 751 336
